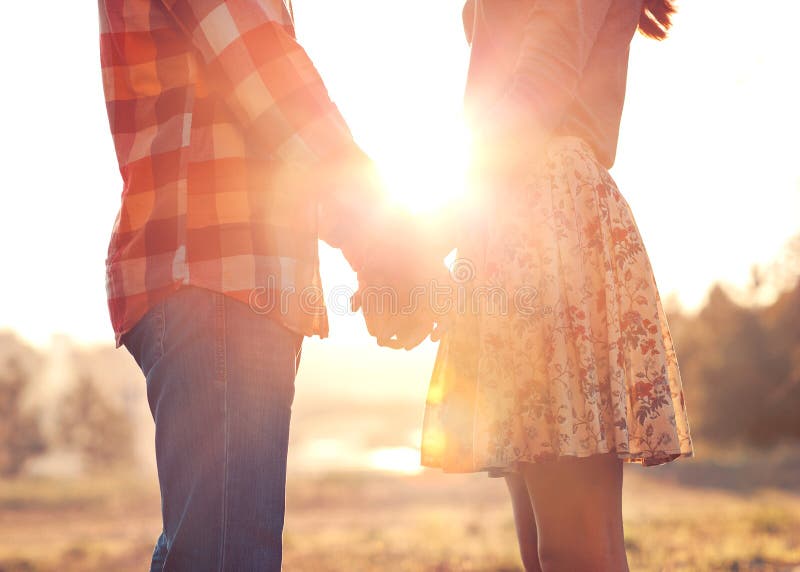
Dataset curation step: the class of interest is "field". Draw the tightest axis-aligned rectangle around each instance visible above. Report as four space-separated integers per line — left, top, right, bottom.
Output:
3 450 800 572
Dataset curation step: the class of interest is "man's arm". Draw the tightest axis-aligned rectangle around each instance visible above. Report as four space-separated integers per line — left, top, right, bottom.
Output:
463 0 476 45
160 0 381 269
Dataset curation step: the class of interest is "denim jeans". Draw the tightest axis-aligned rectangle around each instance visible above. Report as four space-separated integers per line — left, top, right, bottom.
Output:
122 286 303 571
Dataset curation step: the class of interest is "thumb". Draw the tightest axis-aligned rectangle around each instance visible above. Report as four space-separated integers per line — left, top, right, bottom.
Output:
431 314 453 342
350 290 362 312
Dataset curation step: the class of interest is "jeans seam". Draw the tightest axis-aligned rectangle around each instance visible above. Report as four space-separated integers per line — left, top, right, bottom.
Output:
215 293 229 572
156 300 166 362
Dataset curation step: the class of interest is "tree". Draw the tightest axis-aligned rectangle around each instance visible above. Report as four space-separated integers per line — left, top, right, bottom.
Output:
57 374 135 472
672 280 800 448
0 359 47 477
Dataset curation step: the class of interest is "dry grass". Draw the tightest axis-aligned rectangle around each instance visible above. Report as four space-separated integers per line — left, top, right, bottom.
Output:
2 461 800 571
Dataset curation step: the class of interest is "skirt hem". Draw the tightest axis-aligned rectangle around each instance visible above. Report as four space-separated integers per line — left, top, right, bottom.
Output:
421 448 694 477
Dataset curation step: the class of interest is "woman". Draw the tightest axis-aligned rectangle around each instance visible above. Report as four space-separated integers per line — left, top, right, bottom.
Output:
420 0 693 570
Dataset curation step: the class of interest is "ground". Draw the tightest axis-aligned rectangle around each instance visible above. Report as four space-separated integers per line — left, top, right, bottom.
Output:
3 456 800 572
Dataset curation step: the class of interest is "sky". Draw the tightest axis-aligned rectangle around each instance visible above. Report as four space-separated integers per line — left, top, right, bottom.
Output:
0 0 798 348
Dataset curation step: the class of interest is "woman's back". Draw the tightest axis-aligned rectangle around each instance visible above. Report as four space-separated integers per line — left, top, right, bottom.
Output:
463 0 644 167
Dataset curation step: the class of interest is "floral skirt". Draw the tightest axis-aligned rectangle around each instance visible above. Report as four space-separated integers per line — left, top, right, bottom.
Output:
421 136 694 474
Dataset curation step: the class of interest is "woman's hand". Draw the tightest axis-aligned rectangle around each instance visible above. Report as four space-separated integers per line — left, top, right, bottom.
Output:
352 221 452 350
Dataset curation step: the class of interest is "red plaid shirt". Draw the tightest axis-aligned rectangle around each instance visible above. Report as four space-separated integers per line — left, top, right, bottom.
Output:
99 0 376 347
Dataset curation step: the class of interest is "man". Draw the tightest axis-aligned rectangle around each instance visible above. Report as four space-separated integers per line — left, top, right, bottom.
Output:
98 1 440 569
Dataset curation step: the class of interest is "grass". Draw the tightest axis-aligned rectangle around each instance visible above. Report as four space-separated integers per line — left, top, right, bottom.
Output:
2 458 800 571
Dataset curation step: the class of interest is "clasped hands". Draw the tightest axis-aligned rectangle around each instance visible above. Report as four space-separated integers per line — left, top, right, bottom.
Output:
317 148 459 350
351 213 453 350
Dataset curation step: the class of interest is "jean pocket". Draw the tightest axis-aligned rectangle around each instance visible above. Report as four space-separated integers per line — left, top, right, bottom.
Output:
121 301 166 377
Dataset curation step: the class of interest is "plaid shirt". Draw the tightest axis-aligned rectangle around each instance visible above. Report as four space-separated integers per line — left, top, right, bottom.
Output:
99 0 377 347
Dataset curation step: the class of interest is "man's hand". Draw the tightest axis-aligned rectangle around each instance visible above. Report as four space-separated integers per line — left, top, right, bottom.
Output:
353 268 438 350
352 217 452 350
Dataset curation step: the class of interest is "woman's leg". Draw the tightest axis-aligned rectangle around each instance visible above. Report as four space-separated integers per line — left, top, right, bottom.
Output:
505 474 542 572
519 453 629 572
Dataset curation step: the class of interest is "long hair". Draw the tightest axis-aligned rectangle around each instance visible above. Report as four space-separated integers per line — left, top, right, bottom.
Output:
638 0 676 40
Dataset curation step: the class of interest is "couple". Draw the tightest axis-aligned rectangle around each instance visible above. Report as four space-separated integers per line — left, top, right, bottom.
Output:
98 0 693 570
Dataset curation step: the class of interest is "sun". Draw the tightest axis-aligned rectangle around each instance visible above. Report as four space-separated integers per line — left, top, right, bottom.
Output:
371 117 472 215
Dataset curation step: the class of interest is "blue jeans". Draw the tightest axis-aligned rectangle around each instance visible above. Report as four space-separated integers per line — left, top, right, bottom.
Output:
122 286 303 571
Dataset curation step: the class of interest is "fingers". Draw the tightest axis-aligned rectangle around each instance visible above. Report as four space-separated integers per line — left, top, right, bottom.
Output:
430 321 448 342
360 297 401 343
400 315 436 350
430 307 456 342
379 337 406 350
356 284 447 349
378 329 430 351
402 326 433 350
376 314 402 345
355 247 449 349
364 308 392 341
356 274 396 339
360 301 382 339
379 315 434 350
350 290 362 312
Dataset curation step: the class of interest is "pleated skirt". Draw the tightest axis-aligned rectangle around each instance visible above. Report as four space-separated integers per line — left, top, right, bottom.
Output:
421 136 694 474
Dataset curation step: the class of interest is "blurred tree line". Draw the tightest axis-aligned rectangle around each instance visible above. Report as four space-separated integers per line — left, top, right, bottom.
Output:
0 360 46 476
0 349 135 477
668 234 800 448
669 281 799 448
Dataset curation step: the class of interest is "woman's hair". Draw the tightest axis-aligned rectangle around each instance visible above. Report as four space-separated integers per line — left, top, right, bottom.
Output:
638 0 676 40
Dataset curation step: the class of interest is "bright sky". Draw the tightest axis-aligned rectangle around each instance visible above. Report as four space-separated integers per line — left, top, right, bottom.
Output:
0 0 798 347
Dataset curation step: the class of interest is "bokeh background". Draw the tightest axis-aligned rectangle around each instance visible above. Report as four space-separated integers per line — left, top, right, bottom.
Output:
1 1 799 570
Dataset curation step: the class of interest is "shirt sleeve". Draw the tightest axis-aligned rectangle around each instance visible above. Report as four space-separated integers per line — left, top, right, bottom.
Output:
159 0 357 166
159 0 383 268
463 0 476 45
496 0 614 133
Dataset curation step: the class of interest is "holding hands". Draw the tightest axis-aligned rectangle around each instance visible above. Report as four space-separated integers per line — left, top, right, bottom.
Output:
352 213 452 350
315 147 456 350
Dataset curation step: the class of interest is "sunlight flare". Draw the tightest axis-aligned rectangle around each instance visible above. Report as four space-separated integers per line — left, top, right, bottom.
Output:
373 120 472 214
368 447 424 475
